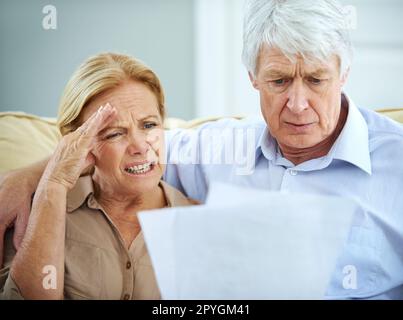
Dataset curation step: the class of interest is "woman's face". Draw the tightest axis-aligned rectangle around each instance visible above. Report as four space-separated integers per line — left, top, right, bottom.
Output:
80 80 165 197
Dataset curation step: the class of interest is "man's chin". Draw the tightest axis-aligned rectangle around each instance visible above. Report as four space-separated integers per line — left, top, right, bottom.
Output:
280 136 322 150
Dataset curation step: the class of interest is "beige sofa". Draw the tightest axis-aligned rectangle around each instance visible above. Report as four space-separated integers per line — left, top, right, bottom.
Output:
0 109 402 174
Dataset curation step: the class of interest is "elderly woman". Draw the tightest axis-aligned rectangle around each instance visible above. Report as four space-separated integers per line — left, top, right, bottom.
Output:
0 53 197 300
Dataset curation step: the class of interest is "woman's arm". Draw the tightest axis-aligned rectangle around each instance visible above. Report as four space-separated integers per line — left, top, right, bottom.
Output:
9 179 67 299
7 104 116 299
0 159 49 267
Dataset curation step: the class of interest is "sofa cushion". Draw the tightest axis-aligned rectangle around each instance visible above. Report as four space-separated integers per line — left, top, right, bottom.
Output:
0 109 402 173
376 108 403 123
0 112 61 173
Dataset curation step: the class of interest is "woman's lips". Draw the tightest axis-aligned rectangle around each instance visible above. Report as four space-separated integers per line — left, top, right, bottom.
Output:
124 160 154 168
123 160 157 176
123 163 156 176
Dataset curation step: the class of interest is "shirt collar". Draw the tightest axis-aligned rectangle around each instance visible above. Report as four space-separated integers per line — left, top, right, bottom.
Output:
67 175 94 213
330 94 372 175
256 126 277 161
159 180 199 206
66 176 195 213
256 93 372 174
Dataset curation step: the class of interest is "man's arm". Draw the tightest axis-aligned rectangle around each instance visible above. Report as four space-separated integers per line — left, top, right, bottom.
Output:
0 158 49 267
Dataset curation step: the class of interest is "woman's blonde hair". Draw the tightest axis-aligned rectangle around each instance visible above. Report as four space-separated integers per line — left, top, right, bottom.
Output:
57 52 165 136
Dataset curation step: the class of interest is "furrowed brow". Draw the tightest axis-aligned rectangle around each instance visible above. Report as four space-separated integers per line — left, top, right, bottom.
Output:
307 68 330 78
139 115 160 122
98 125 127 136
263 69 292 79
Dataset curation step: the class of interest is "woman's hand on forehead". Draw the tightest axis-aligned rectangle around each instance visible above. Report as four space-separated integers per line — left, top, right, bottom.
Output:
42 103 117 190
77 103 117 139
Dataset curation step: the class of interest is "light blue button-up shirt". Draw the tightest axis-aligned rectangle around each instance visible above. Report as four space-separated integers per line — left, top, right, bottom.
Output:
163 95 403 299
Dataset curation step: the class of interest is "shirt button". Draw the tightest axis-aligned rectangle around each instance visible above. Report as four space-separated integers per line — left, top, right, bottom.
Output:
126 261 131 269
123 294 130 300
289 170 298 176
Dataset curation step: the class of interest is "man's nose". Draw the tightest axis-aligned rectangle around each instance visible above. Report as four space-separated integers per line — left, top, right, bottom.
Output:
286 80 309 114
127 132 150 156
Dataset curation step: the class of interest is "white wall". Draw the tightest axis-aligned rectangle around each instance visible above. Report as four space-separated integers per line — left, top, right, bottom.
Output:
2 1 402 121
194 0 403 118
0 0 195 120
195 0 259 119
344 0 403 110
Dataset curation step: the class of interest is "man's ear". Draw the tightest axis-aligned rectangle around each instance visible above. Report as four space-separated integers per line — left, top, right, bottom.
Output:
340 67 350 87
248 71 259 90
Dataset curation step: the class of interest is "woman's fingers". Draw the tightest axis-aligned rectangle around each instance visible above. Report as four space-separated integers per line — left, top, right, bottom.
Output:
74 103 117 155
76 103 116 142
74 103 117 167
43 104 117 190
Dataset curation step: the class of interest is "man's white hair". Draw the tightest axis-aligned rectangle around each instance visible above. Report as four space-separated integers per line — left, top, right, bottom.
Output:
242 0 353 77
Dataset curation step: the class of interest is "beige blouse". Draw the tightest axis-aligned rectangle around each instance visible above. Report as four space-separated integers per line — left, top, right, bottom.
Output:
0 176 197 300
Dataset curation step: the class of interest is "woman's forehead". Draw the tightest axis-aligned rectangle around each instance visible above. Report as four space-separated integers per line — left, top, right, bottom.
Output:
81 81 160 122
108 108 160 125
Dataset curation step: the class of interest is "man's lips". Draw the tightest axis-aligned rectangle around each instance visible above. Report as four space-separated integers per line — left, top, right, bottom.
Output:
283 121 316 132
284 121 315 126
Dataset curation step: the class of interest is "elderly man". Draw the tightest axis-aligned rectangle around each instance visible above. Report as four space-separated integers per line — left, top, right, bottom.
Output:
1 0 403 299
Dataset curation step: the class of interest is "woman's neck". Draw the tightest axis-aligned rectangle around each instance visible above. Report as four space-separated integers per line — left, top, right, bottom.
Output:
93 182 167 248
95 185 165 215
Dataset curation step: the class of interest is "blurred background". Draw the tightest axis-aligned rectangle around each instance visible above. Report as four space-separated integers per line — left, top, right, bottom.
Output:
0 0 402 120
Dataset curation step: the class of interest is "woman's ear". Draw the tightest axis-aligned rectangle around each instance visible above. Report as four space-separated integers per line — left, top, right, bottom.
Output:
248 71 259 90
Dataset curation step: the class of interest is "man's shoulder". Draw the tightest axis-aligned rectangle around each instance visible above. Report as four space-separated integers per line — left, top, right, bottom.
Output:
358 107 403 156
359 106 403 137
359 107 403 136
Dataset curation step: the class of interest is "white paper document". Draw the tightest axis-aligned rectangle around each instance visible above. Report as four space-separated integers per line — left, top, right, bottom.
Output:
138 183 360 299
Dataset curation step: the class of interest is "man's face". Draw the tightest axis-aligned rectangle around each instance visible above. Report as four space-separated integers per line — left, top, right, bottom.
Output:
250 45 348 149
